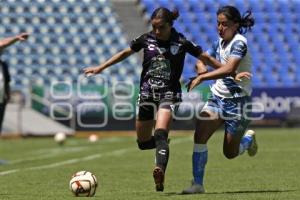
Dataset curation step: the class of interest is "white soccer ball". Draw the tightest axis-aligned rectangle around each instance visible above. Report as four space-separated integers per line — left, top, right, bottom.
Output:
88 134 98 143
54 132 66 144
69 171 98 197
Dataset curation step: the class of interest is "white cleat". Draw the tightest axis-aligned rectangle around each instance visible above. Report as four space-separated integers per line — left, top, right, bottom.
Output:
182 180 205 194
245 130 258 157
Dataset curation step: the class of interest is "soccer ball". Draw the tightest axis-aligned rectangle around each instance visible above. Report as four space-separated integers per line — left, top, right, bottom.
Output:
69 171 98 197
88 134 98 143
54 132 66 145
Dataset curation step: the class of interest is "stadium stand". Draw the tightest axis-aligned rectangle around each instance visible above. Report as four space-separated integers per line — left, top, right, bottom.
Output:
0 0 141 92
139 0 300 87
1 0 298 90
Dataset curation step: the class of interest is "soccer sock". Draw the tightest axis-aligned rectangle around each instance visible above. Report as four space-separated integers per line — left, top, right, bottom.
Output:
154 129 169 172
239 135 253 155
192 144 208 185
137 136 156 150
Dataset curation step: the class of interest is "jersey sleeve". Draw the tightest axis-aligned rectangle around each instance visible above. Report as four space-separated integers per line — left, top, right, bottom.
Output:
183 39 203 58
229 40 247 58
206 40 218 58
130 34 145 52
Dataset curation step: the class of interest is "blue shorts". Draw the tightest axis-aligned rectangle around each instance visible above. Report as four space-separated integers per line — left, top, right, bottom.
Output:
201 94 252 136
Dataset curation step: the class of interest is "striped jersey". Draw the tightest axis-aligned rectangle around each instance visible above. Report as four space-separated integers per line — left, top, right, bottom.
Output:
207 33 252 98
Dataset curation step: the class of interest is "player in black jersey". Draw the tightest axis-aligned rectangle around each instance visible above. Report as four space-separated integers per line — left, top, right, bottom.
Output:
84 7 226 192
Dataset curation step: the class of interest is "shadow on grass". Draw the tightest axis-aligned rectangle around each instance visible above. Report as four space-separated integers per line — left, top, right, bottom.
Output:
164 189 297 196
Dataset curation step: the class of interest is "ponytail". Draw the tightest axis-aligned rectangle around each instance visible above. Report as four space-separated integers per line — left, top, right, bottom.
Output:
171 9 179 21
151 7 180 26
239 10 255 34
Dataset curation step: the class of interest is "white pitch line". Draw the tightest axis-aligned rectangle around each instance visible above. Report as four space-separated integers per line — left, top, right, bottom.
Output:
0 137 191 176
28 148 136 171
9 146 90 164
6 137 127 165
0 147 136 176
0 169 20 176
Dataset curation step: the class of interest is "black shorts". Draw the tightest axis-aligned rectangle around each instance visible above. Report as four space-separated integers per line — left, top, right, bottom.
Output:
136 92 181 121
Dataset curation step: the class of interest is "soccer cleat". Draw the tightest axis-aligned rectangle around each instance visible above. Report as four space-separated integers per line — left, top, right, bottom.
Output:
182 180 205 194
245 130 258 157
153 167 164 192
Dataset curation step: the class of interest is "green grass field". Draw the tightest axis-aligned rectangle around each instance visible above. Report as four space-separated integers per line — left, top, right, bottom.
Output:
1 128 300 200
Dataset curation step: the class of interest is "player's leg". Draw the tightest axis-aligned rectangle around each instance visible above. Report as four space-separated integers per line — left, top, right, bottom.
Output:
223 131 243 159
136 120 155 150
0 102 7 133
223 127 257 159
223 130 258 159
223 96 257 158
135 100 157 150
152 107 173 192
182 111 223 194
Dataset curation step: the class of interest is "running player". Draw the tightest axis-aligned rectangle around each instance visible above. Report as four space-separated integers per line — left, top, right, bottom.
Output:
182 5 257 194
84 7 244 192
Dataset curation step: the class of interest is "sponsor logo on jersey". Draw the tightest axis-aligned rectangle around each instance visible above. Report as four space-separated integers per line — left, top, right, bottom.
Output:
148 44 156 51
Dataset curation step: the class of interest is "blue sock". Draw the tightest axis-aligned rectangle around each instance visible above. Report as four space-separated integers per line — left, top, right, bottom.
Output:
239 135 253 155
192 144 207 185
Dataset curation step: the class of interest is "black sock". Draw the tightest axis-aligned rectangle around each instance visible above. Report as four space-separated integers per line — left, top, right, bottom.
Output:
137 136 156 150
154 129 169 172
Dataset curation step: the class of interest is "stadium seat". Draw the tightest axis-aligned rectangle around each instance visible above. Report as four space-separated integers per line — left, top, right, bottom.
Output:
0 0 139 90
138 0 300 87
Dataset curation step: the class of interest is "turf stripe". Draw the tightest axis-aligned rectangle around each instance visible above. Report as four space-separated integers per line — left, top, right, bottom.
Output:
0 137 191 176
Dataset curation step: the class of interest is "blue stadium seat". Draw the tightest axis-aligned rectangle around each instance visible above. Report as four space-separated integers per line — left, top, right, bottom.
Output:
137 0 296 87
0 0 139 89
6 0 288 89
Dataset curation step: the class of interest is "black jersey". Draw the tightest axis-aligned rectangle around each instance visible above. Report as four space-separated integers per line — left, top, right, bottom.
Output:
130 28 202 95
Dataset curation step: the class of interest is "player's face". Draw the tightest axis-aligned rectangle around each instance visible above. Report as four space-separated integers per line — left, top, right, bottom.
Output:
217 13 239 41
151 18 172 41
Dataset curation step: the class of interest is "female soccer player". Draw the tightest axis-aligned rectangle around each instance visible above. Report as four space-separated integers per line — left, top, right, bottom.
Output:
182 6 257 194
84 7 244 192
0 32 30 133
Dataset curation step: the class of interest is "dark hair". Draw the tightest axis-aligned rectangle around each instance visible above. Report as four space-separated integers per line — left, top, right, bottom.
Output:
151 7 179 26
217 5 255 34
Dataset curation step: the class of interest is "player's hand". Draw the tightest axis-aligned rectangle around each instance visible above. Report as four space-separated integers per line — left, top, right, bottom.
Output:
185 76 196 92
83 66 102 76
235 71 252 81
186 75 203 92
17 33 30 41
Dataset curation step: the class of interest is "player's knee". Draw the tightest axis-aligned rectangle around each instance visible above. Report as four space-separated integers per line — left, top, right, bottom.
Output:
223 150 238 159
154 129 168 145
137 137 156 150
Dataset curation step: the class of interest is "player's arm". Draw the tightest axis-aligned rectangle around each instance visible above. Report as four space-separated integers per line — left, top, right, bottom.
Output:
197 40 247 80
198 52 223 69
189 40 248 91
187 53 250 91
83 47 135 75
84 34 144 75
196 40 223 69
0 33 29 51
183 39 213 74
198 56 241 80
187 57 241 91
195 59 208 75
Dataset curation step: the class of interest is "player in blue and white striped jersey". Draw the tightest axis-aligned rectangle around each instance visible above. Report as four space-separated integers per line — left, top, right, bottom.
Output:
183 6 257 194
